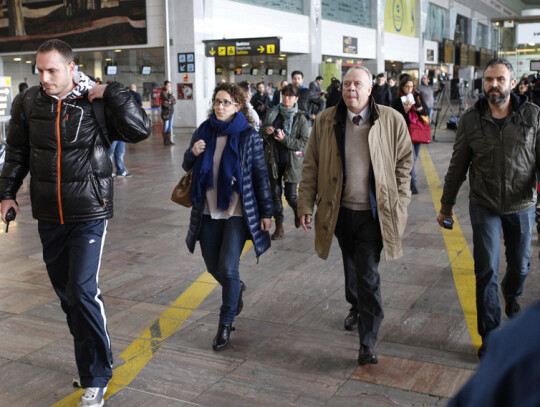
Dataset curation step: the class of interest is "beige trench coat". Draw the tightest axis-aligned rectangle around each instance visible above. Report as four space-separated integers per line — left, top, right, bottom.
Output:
298 99 413 261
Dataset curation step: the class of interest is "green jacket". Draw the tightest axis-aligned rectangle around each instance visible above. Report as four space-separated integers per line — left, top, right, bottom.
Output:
441 93 540 216
259 106 309 183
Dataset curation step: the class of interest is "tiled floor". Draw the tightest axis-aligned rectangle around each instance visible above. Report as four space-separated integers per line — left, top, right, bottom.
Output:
1 121 539 407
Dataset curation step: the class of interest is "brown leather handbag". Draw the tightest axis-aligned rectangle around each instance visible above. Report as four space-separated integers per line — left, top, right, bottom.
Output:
171 169 193 207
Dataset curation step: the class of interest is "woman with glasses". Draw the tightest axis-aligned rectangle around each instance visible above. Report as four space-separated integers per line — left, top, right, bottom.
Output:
183 83 273 351
391 75 428 195
160 80 176 146
260 84 309 240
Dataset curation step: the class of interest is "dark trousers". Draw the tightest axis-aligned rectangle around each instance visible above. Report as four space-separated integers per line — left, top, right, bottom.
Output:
269 165 298 222
334 208 384 348
38 220 113 388
199 215 246 325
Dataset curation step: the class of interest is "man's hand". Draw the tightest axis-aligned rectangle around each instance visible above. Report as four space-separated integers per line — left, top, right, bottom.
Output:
1 200 19 224
437 212 454 228
260 218 271 232
299 214 312 231
88 84 107 102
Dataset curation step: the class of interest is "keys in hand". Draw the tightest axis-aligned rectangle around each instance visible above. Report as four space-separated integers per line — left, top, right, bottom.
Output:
5 208 16 233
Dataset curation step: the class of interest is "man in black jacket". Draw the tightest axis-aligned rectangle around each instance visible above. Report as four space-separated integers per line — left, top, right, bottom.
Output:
0 39 151 407
251 82 271 123
291 70 325 123
437 58 540 359
371 73 392 106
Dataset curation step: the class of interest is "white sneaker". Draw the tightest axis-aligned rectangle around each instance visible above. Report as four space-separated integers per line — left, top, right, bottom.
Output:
78 387 106 407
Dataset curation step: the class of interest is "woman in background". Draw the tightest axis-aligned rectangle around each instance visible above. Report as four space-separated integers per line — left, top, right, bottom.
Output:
392 76 428 195
260 84 309 240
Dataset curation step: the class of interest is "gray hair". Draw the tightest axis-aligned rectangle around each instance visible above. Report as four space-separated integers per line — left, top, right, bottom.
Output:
343 66 373 83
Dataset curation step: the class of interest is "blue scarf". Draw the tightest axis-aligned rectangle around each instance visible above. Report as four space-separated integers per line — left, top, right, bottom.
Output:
191 111 250 210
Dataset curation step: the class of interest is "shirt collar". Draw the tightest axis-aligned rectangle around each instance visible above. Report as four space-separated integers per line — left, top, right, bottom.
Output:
347 104 370 124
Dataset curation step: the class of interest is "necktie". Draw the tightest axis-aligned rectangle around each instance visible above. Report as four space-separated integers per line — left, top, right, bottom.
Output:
352 115 361 125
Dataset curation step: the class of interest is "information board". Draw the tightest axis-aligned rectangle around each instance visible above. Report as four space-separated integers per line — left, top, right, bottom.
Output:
0 77 12 117
205 37 280 57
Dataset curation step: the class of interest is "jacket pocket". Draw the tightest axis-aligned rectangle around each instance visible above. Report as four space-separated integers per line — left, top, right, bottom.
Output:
90 175 105 207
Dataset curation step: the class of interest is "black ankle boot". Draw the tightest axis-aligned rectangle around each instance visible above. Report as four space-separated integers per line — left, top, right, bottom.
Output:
236 281 247 316
213 323 235 351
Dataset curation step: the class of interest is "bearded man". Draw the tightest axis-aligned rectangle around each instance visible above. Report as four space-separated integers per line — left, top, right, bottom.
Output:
438 58 540 359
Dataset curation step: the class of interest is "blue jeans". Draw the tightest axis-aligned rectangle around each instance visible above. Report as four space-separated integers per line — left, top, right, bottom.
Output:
163 113 174 132
410 142 421 188
199 215 246 325
108 141 126 175
469 201 535 339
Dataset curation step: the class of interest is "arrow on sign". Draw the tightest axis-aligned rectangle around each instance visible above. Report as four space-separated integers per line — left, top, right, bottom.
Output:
257 45 265 53
210 48 216 56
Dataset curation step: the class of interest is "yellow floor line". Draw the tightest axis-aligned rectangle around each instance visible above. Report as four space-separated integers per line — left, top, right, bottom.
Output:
52 241 254 406
419 145 482 353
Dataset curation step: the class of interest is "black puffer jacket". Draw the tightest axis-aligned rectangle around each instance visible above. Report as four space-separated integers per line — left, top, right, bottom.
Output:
0 82 152 223
183 126 273 260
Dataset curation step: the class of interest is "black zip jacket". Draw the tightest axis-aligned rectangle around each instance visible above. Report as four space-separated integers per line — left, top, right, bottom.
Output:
0 82 152 223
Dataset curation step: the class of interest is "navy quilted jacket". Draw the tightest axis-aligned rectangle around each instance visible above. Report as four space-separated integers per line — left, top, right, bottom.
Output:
183 125 273 259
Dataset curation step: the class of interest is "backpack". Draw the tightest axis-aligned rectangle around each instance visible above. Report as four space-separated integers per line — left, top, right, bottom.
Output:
22 86 112 147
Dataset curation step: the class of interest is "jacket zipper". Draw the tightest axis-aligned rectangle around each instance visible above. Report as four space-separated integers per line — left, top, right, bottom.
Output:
56 100 64 224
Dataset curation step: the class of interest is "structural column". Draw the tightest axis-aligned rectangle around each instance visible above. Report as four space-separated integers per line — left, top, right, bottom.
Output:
375 0 385 75
167 0 216 128
288 0 322 82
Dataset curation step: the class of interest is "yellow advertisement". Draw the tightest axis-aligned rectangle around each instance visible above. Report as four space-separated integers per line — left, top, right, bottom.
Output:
384 0 416 37
320 62 342 92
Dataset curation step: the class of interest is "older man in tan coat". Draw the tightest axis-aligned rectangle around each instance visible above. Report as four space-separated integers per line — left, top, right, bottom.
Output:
298 66 413 365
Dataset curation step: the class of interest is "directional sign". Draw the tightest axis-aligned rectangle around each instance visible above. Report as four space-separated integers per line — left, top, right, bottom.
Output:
204 37 280 57
178 53 195 73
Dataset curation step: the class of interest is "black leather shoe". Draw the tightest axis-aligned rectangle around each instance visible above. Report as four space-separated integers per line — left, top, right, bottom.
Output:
358 345 378 366
213 323 235 351
236 281 247 316
344 311 359 331
505 300 521 319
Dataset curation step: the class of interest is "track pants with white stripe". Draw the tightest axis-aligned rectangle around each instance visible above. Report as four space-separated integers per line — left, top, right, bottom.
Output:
38 220 113 388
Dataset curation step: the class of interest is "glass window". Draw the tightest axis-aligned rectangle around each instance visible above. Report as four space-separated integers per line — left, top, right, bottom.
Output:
425 3 447 43
476 23 489 49
455 14 470 44
322 0 372 28
230 0 303 14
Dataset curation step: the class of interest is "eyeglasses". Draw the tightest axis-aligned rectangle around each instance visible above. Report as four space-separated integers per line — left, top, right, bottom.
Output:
282 93 297 98
213 98 239 107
